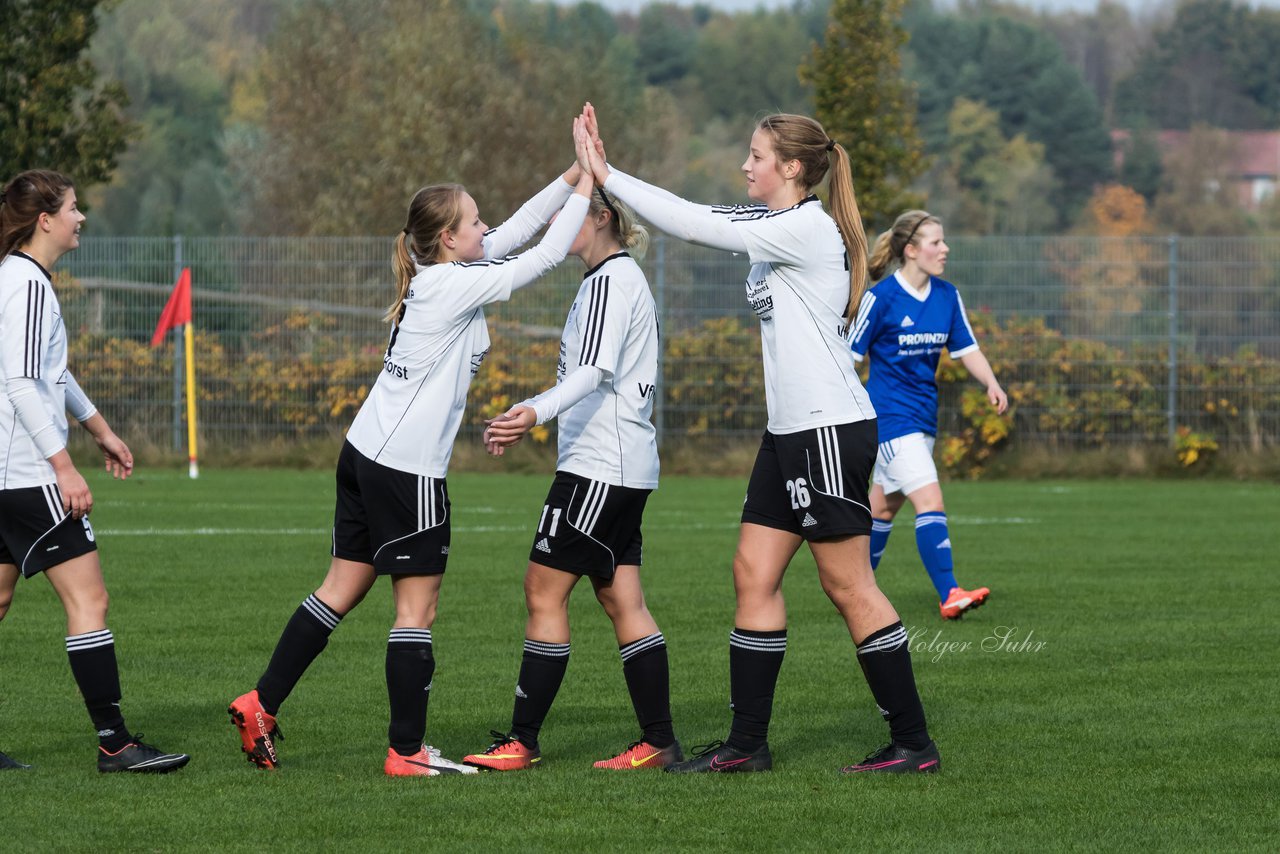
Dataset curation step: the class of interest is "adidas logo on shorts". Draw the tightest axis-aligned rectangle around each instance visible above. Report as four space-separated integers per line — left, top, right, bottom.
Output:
535 537 551 554
802 513 818 527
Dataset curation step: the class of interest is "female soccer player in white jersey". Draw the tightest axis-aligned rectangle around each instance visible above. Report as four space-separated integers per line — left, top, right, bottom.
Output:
0 170 189 773
228 138 595 777
461 187 682 772
851 211 1008 620
577 105 939 774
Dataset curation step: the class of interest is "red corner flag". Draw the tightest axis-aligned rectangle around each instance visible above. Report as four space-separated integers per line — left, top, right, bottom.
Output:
150 268 192 347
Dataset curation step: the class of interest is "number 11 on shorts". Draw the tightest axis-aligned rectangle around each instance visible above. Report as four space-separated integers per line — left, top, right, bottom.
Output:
539 505 562 536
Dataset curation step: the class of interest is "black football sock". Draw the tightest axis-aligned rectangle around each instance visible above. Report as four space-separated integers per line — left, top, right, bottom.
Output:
66 629 131 751
509 639 570 749
256 594 342 715
726 628 787 753
386 628 435 757
855 621 931 751
620 633 675 749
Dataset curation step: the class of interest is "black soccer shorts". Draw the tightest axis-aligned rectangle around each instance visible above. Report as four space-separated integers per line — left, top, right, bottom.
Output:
331 441 450 575
527 471 650 580
0 483 98 578
741 420 876 541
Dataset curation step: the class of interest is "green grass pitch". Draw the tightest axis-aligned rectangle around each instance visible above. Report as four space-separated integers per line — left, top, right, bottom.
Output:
2 469 1277 851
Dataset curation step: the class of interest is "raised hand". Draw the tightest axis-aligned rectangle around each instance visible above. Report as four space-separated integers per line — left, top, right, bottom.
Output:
575 110 609 185
583 102 606 163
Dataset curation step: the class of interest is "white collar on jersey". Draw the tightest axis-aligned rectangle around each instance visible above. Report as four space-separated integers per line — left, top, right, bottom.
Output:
893 269 931 302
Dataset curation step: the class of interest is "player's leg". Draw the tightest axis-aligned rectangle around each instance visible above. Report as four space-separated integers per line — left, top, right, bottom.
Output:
0 561 30 770
259 557 374 713
904 480 959 600
513 561 578 748
669 524 795 773
465 561 576 771
810 535 938 773
591 567 680 769
386 574 440 762
668 433 800 774
45 552 189 773
905 480 989 619
229 557 373 768
779 420 937 773
869 482 905 570
383 572 474 776
230 444 378 768
0 561 16 623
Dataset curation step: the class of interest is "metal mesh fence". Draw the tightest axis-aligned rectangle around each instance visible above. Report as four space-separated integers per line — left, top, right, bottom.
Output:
52 234 1280 454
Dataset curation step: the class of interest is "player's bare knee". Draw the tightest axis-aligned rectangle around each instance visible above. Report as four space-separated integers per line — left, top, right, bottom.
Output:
395 602 436 628
593 585 621 619
525 585 566 621
732 550 768 583
89 587 110 623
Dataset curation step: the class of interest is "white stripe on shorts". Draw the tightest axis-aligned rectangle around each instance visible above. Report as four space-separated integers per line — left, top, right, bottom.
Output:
573 480 609 535
40 483 65 522
818 425 844 497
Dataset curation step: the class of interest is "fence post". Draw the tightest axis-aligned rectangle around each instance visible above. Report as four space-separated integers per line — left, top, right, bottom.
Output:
172 234 184 452
1167 234 1178 446
654 234 666 449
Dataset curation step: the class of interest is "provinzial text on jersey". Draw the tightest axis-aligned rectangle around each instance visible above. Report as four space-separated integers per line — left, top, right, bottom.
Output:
898 332 949 346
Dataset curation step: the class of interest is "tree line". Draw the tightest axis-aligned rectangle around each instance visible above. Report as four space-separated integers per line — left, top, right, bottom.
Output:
5 0 1279 239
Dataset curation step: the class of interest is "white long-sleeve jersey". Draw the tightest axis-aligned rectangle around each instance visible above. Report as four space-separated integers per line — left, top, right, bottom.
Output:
527 251 659 489
1 251 97 489
345 181 588 477
603 170 875 434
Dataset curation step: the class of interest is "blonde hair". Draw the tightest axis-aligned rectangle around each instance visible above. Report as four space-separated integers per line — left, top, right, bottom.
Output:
1 170 75 259
757 114 868 324
387 183 466 323
593 188 649 260
868 210 941 282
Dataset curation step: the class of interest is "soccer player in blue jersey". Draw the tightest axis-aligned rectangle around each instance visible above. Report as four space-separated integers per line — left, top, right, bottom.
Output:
850 210 1007 620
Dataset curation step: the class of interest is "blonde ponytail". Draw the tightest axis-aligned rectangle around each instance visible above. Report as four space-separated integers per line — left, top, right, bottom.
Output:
868 228 896 282
387 232 415 323
824 144 868 325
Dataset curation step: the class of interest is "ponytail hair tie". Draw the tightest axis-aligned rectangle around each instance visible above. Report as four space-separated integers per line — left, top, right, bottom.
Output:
825 139 836 152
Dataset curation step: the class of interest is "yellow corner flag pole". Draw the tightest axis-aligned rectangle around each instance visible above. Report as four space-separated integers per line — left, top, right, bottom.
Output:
184 321 199 479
